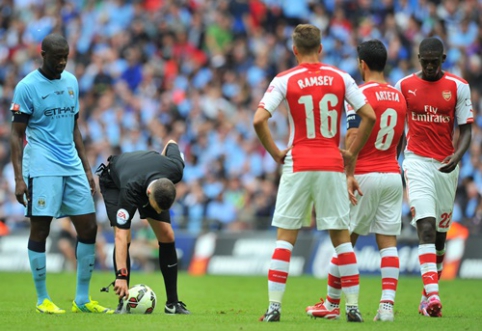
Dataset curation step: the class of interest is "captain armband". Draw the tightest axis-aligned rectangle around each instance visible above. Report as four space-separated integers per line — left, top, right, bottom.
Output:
12 111 30 123
346 113 362 129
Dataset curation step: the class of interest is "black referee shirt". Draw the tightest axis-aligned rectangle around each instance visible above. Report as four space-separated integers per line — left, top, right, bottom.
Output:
108 143 184 211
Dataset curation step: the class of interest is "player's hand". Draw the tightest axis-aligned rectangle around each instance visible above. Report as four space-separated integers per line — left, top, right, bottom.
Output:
14 179 28 207
86 172 96 195
438 154 459 173
273 146 292 164
114 279 129 299
347 175 363 206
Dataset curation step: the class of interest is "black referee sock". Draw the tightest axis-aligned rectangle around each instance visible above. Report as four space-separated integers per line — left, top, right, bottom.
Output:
158 241 179 304
113 243 131 286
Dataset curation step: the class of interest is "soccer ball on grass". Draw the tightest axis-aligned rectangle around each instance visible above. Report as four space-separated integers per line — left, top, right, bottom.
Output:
123 284 157 314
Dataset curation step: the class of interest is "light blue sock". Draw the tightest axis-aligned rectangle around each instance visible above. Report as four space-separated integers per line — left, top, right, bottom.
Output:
75 241 95 305
28 249 49 305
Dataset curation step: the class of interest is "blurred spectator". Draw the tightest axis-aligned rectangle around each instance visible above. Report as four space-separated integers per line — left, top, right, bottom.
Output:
0 0 481 252
57 218 78 271
56 218 108 271
129 219 159 272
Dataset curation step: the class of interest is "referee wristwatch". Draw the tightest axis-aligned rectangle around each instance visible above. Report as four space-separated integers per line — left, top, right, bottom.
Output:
116 268 128 280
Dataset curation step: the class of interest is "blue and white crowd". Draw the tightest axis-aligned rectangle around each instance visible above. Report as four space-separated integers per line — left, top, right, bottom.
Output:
0 0 481 237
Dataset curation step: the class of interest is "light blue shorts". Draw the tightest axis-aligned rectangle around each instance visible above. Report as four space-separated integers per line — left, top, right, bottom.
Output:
25 175 95 218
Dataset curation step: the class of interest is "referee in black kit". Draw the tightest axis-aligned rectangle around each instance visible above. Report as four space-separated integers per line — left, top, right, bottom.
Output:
97 140 190 314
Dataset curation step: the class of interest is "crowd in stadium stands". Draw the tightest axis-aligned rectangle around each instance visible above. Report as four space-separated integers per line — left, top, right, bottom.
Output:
0 0 482 239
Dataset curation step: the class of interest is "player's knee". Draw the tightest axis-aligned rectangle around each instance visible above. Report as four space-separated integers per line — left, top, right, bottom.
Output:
78 222 98 242
86 222 98 239
419 231 435 244
417 220 436 243
30 225 50 241
161 230 175 242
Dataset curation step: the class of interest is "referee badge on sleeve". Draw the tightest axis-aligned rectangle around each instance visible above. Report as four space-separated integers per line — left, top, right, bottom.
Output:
10 103 20 113
116 209 129 225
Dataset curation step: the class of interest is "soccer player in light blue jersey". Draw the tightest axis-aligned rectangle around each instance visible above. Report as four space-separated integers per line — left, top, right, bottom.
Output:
10 33 113 314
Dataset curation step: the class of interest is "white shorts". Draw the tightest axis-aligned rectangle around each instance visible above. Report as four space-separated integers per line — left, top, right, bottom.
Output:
402 152 459 233
272 171 350 230
349 173 403 236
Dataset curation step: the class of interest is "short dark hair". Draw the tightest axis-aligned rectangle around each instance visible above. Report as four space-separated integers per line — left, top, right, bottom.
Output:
292 24 321 55
41 34 69 53
152 178 176 210
419 37 444 55
357 39 387 72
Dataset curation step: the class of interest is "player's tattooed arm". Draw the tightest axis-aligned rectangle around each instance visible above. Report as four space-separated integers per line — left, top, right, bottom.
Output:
342 103 376 176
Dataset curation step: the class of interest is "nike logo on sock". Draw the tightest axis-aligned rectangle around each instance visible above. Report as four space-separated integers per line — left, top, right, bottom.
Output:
167 263 178 268
36 266 46 271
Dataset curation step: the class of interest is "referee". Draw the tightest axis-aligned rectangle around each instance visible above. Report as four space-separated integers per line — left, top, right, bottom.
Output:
98 139 189 314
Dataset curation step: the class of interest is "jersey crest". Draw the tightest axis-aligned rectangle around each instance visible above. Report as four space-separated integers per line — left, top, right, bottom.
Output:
442 90 451 101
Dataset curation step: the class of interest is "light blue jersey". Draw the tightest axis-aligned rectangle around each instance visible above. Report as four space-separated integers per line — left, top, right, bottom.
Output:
12 69 84 177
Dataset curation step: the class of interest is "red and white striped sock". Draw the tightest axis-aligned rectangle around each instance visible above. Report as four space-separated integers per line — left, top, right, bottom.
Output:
267 240 293 309
379 247 399 304
335 242 360 307
326 254 341 310
419 244 439 298
422 246 446 299
422 247 446 300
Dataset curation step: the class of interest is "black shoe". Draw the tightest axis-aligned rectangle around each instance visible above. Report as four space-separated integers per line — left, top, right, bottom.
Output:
259 309 280 322
114 299 128 314
165 301 190 314
346 307 363 322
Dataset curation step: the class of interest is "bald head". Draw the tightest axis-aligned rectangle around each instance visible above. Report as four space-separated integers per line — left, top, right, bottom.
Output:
418 37 446 81
40 34 69 79
42 34 69 53
419 37 444 56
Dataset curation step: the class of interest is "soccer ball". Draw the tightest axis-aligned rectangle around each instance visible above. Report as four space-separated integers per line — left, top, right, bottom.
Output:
124 284 157 314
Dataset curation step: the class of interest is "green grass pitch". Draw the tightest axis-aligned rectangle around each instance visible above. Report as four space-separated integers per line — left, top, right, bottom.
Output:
0 272 479 331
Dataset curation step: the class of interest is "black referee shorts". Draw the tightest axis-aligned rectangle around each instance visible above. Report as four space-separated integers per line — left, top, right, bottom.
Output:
97 160 171 229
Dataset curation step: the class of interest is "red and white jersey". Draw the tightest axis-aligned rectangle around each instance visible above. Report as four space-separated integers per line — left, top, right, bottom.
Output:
395 72 474 162
258 63 367 172
346 83 406 174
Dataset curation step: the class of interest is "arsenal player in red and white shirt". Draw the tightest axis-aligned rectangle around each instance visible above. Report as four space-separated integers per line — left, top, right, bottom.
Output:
306 40 407 322
253 24 375 323
395 37 473 318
